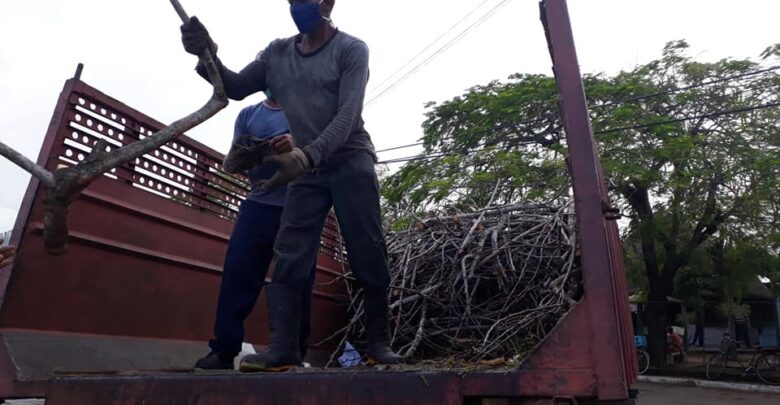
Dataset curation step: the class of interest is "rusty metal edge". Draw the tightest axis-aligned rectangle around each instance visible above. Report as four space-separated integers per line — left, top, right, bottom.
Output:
0 75 79 394
540 0 630 401
0 332 50 398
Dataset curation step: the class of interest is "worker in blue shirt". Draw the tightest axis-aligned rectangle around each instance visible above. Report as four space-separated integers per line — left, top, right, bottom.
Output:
194 92 316 370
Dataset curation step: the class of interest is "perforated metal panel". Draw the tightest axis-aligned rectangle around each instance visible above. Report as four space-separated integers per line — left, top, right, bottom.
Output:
0 78 351 397
52 81 348 260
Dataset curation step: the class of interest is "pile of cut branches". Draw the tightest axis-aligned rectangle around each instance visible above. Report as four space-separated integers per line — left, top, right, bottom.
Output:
325 203 582 363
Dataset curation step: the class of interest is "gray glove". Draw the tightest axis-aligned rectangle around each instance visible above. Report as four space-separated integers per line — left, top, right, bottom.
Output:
222 137 275 174
257 148 311 191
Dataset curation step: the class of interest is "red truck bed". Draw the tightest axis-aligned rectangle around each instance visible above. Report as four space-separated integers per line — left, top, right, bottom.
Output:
0 1 636 403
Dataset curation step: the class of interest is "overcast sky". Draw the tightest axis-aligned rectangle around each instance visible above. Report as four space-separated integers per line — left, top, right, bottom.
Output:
0 0 777 231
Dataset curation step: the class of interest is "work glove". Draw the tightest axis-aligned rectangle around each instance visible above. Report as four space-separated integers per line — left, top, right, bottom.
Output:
222 137 275 174
180 16 218 57
257 148 311 191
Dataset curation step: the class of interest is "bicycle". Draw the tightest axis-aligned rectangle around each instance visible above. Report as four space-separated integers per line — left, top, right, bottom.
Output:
635 336 650 375
705 332 780 385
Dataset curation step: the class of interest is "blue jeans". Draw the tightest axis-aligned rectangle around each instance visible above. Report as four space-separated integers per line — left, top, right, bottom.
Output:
272 151 390 291
209 199 315 357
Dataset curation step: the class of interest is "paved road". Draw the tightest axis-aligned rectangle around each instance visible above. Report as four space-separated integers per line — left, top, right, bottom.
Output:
636 382 780 404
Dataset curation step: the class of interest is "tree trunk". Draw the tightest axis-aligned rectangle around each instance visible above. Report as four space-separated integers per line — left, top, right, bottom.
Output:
646 286 669 367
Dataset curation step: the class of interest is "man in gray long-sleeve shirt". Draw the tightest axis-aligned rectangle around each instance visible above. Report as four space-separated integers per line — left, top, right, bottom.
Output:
180 0 402 371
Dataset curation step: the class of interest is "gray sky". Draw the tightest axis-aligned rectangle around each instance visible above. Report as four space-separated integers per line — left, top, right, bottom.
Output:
0 0 777 231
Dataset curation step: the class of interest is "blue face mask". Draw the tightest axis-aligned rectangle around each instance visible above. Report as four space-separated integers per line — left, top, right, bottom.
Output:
290 1 327 34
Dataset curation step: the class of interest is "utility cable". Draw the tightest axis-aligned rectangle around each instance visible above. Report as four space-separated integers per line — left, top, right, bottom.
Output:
366 0 494 96
364 0 514 107
377 101 779 164
375 70 779 155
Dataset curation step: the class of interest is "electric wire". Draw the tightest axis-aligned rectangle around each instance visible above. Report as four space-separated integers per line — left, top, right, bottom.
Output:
364 0 514 107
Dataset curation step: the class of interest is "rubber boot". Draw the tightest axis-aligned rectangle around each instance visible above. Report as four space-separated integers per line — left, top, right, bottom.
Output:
363 288 404 365
239 284 303 372
299 284 312 360
299 331 309 360
194 351 234 370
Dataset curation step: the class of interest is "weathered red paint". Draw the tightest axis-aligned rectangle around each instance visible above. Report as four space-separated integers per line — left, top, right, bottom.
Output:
539 0 636 400
0 1 636 402
45 372 465 405
0 77 350 396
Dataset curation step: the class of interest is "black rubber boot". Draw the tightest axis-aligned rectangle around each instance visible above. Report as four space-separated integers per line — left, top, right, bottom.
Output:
299 338 309 361
299 305 311 360
194 351 234 370
363 288 404 365
239 284 303 372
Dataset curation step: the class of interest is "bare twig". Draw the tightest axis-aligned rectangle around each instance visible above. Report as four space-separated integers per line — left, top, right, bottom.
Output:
329 202 582 363
0 0 228 254
0 141 55 187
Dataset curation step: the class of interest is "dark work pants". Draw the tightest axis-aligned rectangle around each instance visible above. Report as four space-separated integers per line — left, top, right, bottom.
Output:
209 199 316 358
691 324 704 347
272 151 390 291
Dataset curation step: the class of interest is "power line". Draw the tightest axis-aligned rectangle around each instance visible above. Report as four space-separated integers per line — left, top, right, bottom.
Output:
378 140 540 165
379 154 447 165
594 101 780 135
366 0 494 96
364 0 514 107
592 65 779 111
375 112 560 154
375 68 779 155
377 101 780 164
376 142 426 154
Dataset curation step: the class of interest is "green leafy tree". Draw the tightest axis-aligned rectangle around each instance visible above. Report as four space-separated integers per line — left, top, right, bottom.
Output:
382 41 780 365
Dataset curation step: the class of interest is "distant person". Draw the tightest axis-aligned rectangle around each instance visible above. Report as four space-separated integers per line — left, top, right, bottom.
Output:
0 239 14 268
734 313 751 347
194 92 316 370
667 327 685 364
667 327 684 352
690 300 705 347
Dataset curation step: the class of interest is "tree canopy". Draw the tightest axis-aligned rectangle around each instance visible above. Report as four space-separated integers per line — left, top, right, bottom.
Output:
381 41 780 364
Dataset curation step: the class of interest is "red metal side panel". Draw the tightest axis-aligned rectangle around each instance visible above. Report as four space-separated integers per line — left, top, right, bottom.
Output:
0 78 350 393
463 302 596 399
539 0 636 400
45 372 465 405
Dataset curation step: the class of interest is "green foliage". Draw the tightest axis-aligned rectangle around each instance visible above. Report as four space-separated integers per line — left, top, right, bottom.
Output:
676 238 780 305
676 311 696 325
382 41 780 306
717 301 750 318
381 73 570 215
761 44 780 60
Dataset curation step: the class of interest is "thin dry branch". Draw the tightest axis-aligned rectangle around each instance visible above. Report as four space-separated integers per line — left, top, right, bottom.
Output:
323 202 582 364
0 0 228 255
0 141 55 187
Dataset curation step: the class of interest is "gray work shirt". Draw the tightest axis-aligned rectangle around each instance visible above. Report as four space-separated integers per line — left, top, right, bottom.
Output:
198 30 376 169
